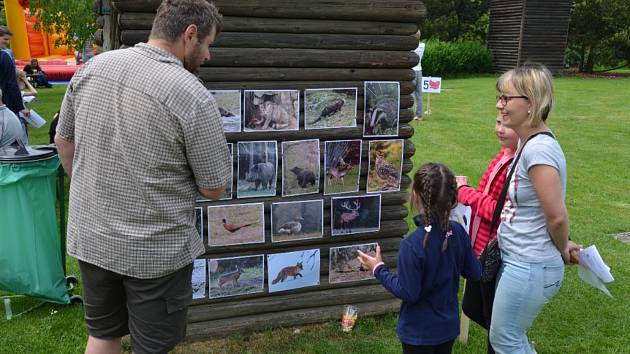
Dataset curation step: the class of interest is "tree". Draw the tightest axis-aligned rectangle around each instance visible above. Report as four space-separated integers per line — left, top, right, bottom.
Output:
420 0 489 42
568 0 630 72
28 0 95 51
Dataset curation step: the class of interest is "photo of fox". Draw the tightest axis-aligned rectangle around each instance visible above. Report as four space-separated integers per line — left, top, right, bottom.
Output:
271 200 323 243
209 90 241 133
329 243 377 284
207 202 265 247
267 249 320 293
192 258 207 300
208 255 264 299
282 139 320 197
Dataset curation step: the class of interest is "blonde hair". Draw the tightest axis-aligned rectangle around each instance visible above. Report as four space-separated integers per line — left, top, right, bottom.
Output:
496 63 554 127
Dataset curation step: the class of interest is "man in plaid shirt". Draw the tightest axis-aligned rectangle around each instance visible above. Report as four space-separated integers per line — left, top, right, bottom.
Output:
55 1 230 353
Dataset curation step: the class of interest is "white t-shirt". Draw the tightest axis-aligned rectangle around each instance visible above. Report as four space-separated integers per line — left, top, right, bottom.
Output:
413 43 425 72
498 133 567 262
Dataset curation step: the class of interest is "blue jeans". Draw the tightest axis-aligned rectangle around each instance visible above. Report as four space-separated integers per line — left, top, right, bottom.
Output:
412 70 423 116
489 254 564 354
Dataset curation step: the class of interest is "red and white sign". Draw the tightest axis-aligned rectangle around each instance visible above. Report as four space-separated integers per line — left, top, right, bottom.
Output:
422 76 442 93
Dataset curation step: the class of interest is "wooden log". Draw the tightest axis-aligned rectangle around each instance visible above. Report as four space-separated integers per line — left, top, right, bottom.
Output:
198 67 415 82
113 0 426 23
118 13 419 35
224 123 414 141
188 283 395 322
120 31 418 50
204 81 415 96
185 298 400 339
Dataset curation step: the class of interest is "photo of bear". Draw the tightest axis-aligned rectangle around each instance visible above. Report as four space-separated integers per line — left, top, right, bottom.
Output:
271 200 323 243
208 255 265 299
209 90 241 133
237 141 277 198
282 139 320 197
267 249 320 293
243 90 299 132
304 88 357 129
363 81 400 137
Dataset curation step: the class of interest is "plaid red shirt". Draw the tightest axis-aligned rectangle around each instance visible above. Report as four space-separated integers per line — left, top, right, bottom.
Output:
458 148 514 256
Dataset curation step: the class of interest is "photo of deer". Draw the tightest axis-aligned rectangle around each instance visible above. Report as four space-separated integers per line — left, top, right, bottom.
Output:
282 139 320 196
209 90 241 133
243 90 299 132
207 203 265 247
267 249 320 293
363 81 400 137
304 88 357 129
367 139 404 193
195 207 203 240
208 255 264 299
329 243 377 284
324 139 362 195
192 258 207 300
331 194 381 236
197 143 233 201
237 141 277 198
271 200 323 243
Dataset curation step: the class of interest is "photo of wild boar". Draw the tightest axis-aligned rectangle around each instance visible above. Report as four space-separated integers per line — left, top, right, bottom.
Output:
237 141 278 198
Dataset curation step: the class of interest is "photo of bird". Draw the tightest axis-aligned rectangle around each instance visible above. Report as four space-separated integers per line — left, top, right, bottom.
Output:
277 216 304 236
374 151 400 189
222 218 257 233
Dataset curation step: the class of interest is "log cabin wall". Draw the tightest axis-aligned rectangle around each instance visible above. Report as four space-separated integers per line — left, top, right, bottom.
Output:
110 0 425 339
488 0 570 74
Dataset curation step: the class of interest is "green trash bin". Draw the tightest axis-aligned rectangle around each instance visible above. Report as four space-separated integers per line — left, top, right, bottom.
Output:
0 145 70 304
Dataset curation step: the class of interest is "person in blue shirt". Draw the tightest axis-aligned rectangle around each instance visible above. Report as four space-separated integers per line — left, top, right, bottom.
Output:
358 162 481 354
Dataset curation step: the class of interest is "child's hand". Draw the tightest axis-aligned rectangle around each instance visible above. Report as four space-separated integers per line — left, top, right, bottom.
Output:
357 245 382 273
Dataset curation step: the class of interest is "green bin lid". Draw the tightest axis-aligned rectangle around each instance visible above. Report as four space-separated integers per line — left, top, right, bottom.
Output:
0 144 57 163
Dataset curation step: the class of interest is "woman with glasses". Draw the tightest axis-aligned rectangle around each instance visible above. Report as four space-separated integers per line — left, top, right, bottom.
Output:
489 63 572 354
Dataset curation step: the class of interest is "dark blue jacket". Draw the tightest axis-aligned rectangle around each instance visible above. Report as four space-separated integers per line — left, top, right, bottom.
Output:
375 217 481 346
0 50 24 116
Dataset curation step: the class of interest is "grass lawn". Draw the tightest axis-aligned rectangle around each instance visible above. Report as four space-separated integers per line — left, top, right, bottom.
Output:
1 76 628 354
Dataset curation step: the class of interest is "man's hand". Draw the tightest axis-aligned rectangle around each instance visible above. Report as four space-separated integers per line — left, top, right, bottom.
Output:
20 108 30 118
357 245 383 273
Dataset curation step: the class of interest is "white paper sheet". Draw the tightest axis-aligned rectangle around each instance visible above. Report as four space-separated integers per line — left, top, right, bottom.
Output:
577 245 614 298
20 109 46 128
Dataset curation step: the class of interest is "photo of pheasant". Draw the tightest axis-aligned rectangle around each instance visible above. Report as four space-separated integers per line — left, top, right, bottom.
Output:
367 139 404 193
207 203 265 247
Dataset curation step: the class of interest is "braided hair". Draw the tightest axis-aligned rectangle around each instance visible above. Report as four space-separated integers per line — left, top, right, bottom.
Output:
411 163 458 251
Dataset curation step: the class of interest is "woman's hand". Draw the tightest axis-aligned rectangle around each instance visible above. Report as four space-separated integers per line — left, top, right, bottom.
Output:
357 245 382 273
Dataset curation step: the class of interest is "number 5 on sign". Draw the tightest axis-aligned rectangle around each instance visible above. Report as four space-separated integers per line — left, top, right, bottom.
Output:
421 76 442 115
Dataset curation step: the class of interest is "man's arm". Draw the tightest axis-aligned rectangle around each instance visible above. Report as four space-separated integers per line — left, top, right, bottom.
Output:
54 134 75 177
198 185 227 201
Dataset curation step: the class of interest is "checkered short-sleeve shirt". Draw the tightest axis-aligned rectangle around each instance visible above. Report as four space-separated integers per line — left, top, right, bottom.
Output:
57 43 231 278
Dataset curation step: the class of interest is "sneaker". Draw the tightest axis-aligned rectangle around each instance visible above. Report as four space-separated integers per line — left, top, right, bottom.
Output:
413 116 423 121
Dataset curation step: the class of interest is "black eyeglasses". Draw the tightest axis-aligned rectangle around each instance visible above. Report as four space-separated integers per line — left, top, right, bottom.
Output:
496 94 528 105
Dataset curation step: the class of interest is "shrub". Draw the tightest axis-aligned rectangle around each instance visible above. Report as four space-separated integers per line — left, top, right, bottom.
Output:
421 39 494 77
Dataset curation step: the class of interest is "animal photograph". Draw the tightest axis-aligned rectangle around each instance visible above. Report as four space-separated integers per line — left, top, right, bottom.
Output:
329 243 377 284
192 258 207 300
208 255 265 299
271 200 323 243
237 141 277 198
304 88 357 129
243 90 299 131
363 81 400 137
196 143 233 201
195 207 203 239
282 139 320 196
267 249 320 293
367 139 404 193
207 203 265 247
331 194 381 236
209 90 242 133
324 140 362 195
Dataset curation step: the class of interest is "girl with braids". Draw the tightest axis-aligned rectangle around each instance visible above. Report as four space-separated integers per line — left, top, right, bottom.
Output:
358 162 480 354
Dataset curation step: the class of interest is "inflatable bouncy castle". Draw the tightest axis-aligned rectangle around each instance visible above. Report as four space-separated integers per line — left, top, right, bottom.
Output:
4 0 79 80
